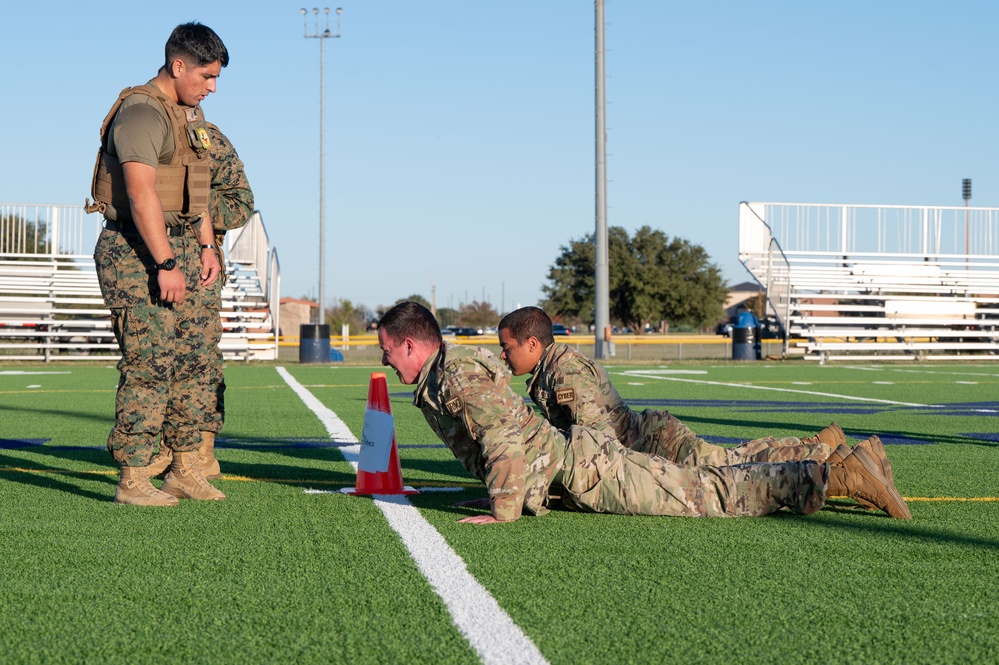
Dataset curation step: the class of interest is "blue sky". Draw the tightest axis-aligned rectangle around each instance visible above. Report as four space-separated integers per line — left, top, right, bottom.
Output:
3 1 998 315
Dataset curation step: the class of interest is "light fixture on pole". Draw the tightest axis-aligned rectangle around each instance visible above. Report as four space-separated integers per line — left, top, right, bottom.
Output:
301 7 342 324
963 178 971 267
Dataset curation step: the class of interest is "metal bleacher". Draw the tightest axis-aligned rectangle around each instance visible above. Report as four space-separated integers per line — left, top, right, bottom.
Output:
739 201 999 362
0 203 280 362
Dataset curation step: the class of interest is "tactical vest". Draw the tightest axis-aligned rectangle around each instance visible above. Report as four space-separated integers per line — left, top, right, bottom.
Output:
85 84 211 222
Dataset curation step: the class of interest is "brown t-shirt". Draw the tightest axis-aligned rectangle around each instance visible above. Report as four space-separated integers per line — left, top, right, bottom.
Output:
106 85 185 227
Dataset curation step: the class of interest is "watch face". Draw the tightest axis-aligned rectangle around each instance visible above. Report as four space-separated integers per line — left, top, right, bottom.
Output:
159 258 177 271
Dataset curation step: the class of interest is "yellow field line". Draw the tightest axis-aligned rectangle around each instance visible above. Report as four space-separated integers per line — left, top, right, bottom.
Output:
1 466 995 500
0 466 480 488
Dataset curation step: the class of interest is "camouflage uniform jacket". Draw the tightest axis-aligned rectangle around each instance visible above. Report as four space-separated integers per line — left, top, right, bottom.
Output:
207 122 253 234
525 342 643 448
413 341 568 521
205 123 254 298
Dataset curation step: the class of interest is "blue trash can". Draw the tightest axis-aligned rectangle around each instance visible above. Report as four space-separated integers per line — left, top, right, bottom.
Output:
732 311 760 361
299 324 330 364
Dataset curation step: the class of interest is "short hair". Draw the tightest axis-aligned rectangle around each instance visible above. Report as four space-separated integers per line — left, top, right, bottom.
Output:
165 22 229 69
499 306 554 346
379 301 442 347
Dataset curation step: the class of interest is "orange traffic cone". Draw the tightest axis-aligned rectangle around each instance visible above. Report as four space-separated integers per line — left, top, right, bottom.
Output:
342 372 418 496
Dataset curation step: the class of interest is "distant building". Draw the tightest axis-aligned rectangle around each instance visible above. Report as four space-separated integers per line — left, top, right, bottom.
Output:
279 298 319 338
723 281 764 320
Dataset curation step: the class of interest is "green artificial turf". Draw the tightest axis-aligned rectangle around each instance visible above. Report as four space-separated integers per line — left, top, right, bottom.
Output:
1 360 997 664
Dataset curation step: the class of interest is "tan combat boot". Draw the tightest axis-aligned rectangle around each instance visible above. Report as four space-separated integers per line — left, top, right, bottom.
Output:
802 422 847 449
855 435 894 484
161 451 226 501
827 443 911 519
199 432 222 480
144 447 173 478
825 443 853 468
825 443 876 509
114 466 180 507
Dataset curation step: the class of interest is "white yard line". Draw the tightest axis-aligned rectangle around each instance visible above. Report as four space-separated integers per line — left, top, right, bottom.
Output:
618 369 939 408
275 366 548 665
841 365 999 379
0 371 71 375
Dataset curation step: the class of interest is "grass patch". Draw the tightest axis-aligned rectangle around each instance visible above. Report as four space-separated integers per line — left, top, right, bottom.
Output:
1 361 997 663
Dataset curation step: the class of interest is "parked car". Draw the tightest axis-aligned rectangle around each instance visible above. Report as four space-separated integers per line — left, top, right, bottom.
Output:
552 323 571 336
452 327 482 336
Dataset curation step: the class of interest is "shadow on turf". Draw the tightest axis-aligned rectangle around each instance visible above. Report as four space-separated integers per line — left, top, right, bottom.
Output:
1 402 111 427
0 451 114 502
415 495 999 552
676 412 986 447
212 436 470 483
0 442 361 500
802 504 999 552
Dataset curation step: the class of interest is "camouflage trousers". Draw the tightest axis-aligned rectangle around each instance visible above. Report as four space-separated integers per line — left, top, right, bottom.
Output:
107 297 217 467
96 225 220 466
629 410 833 467
195 277 225 435
558 426 828 517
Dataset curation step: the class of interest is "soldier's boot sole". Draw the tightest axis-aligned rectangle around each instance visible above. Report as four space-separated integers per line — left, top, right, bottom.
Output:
199 432 222 480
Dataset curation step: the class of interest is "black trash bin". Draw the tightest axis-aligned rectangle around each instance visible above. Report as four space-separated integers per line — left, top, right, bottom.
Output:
732 310 762 361
732 324 757 361
299 324 330 364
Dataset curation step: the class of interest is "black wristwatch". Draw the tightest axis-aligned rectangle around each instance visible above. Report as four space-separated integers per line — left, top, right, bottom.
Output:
156 257 177 271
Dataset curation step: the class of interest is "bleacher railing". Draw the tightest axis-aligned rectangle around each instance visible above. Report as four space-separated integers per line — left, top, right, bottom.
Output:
738 202 792 356
0 203 279 361
740 201 999 266
739 201 999 360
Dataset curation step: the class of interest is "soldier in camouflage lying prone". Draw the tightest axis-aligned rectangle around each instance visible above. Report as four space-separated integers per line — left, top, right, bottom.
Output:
376 301 910 525
496 305 907 516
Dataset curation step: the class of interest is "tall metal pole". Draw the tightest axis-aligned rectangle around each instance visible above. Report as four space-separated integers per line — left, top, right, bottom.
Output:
963 178 971 268
301 7 342 324
593 0 610 359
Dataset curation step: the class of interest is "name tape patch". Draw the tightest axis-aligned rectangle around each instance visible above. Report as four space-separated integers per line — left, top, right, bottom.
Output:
555 388 576 404
444 396 463 415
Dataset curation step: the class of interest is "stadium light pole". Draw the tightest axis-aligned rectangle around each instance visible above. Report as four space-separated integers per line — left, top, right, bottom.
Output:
593 0 610 359
301 7 342 324
963 178 971 268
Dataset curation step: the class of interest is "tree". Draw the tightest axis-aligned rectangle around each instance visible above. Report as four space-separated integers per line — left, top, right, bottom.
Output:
458 300 499 329
435 307 459 328
0 214 49 258
396 294 431 309
541 225 727 333
326 299 372 335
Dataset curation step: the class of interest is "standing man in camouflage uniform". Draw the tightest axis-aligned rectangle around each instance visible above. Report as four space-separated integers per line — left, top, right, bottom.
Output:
89 23 231 506
145 122 254 480
377 301 910 523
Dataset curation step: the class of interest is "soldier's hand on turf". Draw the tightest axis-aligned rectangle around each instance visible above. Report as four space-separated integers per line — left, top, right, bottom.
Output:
458 514 510 525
